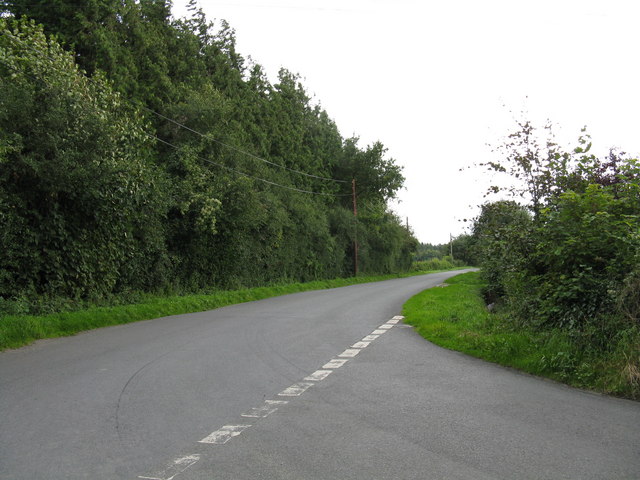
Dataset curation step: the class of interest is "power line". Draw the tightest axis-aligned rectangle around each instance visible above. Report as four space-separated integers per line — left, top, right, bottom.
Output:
0 32 352 196
148 132 350 197
2 29 348 185
0 56 347 197
140 105 347 184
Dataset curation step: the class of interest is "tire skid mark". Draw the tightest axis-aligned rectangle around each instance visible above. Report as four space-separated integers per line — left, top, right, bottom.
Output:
136 315 404 479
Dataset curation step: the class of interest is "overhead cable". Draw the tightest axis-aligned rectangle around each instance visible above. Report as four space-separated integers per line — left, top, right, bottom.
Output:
141 106 347 183
1 32 351 192
148 133 351 197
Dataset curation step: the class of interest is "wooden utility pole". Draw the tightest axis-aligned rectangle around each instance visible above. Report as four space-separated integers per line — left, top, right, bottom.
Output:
352 178 358 276
450 233 454 261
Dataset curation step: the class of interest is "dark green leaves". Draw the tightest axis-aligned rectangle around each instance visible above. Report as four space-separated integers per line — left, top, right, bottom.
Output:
0 6 416 311
474 119 640 339
0 18 168 299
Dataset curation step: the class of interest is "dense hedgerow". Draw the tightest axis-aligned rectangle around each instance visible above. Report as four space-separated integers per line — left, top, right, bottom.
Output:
0 4 416 314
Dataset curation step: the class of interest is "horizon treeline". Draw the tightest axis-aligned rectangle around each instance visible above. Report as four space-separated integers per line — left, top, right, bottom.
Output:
0 0 417 312
414 236 476 266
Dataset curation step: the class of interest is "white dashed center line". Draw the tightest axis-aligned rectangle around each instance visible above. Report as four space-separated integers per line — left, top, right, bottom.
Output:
278 382 314 396
199 425 252 445
138 315 405 480
304 369 333 381
338 348 361 358
241 400 288 418
323 358 349 369
138 454 201 480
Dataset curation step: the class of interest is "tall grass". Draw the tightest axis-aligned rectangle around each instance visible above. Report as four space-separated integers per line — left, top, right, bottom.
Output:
0 268 468 351
402 272 640 400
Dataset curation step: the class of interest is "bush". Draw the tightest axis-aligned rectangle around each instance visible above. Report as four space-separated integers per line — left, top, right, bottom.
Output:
0 19 169 301
412 257 465 272
527 185 640 333
470 201 534 304
617 269 640 328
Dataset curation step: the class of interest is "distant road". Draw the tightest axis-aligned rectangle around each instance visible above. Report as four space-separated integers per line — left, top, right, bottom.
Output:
1 270 638 479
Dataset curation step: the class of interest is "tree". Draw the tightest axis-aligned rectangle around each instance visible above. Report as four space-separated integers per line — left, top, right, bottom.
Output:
336 137 404 205
483 119 573 219
0 19 168 300
449 234 477 266
476 118 640 335
471 201 533 304
0 2 418 307
532 185 640 331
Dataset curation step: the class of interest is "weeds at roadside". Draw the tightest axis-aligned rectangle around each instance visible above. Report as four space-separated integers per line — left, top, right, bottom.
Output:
403 272 640 400
0 267 471 351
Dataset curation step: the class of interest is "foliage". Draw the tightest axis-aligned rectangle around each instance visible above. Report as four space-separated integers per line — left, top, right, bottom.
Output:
0 18 168 301
403 272 640 399
335 138 405 204
0 3 417 313
414 234 476 267
482 119 563 218
472 118 640 356
447 234 477 265
531 185 640 332
411 257 464 272
357 202 417 274
0 268 455 351
414 242 443 261
471 200 533 304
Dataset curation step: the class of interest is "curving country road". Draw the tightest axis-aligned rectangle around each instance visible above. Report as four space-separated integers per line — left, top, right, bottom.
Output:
1 270 639 479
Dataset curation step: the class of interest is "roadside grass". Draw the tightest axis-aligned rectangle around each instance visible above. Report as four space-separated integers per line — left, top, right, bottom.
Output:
0 267 471 351
402 271 640 400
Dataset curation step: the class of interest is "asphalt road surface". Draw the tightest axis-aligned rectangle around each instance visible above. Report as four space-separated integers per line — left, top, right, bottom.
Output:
1 270 639 479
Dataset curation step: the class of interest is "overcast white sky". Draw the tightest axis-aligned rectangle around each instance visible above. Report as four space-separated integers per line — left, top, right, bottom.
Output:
173 0 640 244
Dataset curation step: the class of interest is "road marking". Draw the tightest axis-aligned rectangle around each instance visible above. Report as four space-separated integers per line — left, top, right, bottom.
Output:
199 425 251 444
338 348 361 358
241 400 288 418
141 316 407 477
323 358 349 369
278 382 314 396
304 369 333 381
138 454 201 480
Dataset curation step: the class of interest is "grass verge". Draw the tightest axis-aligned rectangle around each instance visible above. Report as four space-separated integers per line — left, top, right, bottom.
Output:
402 271 640 400
0 268 470 351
